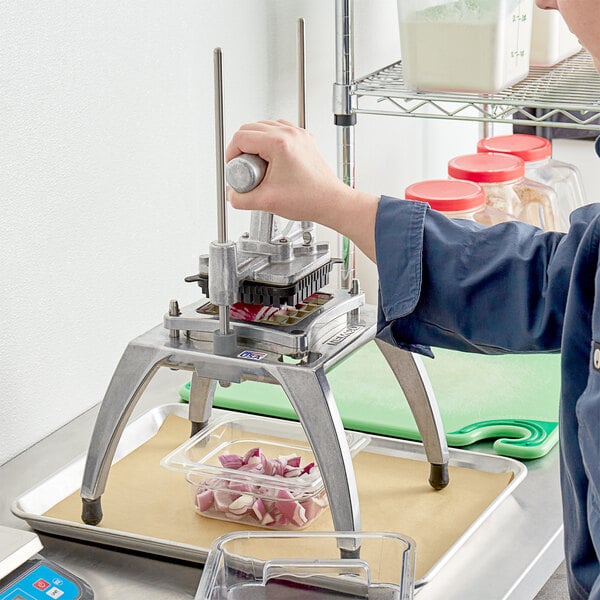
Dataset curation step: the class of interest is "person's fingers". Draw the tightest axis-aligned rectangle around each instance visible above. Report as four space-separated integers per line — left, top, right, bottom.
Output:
225 129 270 162
274 118 298 128
236 120 298 134
226 187 246 210
225 127 297 162
238 120 279 131
227 185 271 213
238 119 298 130
226 120 304 160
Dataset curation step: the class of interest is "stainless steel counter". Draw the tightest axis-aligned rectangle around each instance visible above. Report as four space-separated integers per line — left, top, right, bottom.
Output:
0 368 564 600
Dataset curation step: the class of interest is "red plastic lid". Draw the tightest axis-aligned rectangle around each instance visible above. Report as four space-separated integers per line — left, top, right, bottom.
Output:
405 179 486 212
448 152 525 183
477 134 552 162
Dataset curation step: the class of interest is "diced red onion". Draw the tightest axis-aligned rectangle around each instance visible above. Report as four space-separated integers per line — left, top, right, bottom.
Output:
283 467 302 478
302 495 328 521
229 303 282 323
279 454 302 468
301 462 315 475
269 459 285 477
228 494 255 515
274 489 299 520
195 489 214 512
273 513 289 527
218 453 244 469
238 463 262 473
246 455 263 470
261 513 275 526
252 497 267 521
193 446 328 528
242 447 261 463
224 511 245 521
206 477 230 489
213 489 238 512
292 502 308 527
228 480 253 494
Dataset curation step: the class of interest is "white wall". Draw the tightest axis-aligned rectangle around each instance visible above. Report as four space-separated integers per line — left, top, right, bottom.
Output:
0 0 406 465
3 2 596 466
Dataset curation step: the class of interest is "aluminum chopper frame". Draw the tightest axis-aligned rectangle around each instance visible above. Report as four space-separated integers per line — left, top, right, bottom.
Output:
79 28 449 550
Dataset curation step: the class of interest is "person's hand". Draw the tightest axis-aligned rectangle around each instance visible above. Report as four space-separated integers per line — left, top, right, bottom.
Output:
226 119 349 223
225 120 380 261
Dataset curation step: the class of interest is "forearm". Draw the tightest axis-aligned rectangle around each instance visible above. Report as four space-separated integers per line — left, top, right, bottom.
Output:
317 187 379 263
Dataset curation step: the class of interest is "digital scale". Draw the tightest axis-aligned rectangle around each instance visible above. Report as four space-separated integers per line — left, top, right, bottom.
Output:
0 526 93 600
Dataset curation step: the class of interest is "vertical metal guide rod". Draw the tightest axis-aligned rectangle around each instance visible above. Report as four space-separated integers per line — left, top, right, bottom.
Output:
335 0 356 290
298 17 316 247
214 49 228 257
210 48 238 355
298 18 307 130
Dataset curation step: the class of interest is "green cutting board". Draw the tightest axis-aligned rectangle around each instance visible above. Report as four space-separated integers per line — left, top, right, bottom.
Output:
180 342 561 459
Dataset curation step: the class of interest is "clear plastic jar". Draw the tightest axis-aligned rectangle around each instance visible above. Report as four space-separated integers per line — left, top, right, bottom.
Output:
477 134 586 232
448 152 558 231
405 179 514 225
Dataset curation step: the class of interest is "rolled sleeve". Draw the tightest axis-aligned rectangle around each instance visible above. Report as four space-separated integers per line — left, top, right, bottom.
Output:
375 196 433 356
374 195 581 356
376 196 427 320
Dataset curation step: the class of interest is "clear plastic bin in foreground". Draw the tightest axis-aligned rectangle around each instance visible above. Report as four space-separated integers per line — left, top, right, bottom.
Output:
195 530 416 600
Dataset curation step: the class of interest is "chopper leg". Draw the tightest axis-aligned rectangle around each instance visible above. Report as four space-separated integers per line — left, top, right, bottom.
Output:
188 372 217 437
375 339 449 490
273 366 361 555
80 342 172 525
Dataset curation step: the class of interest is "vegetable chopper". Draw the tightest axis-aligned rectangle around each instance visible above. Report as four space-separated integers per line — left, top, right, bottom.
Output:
79 26 449 551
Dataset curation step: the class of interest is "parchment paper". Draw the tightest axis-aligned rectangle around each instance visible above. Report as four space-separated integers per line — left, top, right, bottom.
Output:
46 415 513 579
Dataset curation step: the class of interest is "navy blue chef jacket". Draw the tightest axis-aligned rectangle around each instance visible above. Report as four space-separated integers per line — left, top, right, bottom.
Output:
375 194 600 599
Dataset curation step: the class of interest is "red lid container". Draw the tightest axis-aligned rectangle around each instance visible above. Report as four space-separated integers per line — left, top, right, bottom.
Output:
477 134 552 162
448 152 525 183
405 179 486 212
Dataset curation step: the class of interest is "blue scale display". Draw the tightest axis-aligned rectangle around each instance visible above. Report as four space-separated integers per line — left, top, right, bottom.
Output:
0 558 94 600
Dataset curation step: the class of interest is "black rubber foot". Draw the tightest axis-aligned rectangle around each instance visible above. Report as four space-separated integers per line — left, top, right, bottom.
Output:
81 498 103 526
340 547 361 559
429 463 450 490
191 421 209 438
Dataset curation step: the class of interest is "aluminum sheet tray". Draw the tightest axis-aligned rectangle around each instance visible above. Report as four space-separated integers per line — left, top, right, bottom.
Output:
11 404 526 586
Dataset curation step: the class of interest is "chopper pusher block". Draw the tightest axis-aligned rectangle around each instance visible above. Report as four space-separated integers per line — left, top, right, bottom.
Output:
190 259 337 307
188 222 336 308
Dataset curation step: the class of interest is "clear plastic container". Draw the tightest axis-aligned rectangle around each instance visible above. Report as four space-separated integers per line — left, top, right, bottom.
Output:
405 179 515 225
448 152 558 230
397 0 534 93
195 530 416 600
477 134 586 232
530 4 581 67
161 413 369 530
